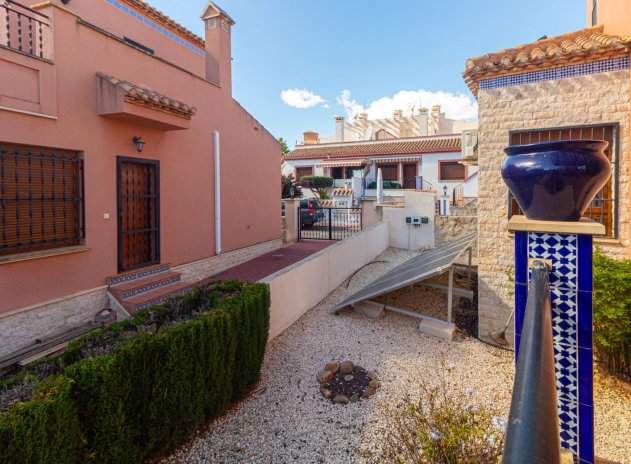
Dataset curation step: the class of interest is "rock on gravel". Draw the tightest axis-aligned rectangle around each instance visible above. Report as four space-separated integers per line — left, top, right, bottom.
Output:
157 247 631 464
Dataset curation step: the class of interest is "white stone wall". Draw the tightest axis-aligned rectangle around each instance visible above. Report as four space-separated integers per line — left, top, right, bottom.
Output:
0 239 282 358
477 69 631 339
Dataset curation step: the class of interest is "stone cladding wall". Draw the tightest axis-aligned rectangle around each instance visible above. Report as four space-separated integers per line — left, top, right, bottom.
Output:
476 69 631 340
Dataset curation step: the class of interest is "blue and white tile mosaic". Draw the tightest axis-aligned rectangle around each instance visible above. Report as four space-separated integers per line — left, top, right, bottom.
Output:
480 56 630 91
121 274 181 299
558 400 579 453
135 286 191 310
105 0 206 57
528 233 577 289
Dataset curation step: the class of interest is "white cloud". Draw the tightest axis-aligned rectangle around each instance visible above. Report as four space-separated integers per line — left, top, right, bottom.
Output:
336 89 478 121
281 88 328 109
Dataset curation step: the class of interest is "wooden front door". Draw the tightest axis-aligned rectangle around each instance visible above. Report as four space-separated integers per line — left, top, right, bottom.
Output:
403 163 417 189
117 157 160 272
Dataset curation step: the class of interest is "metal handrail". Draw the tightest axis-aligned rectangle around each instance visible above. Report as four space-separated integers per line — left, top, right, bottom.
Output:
502 260 561 464
4 0 49 19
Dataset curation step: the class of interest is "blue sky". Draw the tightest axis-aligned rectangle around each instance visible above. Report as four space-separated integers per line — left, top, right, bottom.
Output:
149 1 585 147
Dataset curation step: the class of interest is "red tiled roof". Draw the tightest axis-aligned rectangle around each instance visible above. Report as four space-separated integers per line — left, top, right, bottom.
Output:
97 72 197 118
120 0 205 48
284 136 461 160
463 26 631 96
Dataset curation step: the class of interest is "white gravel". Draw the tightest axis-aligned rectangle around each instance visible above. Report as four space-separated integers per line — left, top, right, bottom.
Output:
159 248 631 464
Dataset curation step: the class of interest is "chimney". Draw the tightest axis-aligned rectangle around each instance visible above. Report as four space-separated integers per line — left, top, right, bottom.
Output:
418 107 429 136
431 105 442 134
358 112 368 120
201 2 235 93
335 116 345 142
303 131 319 145
393 109 403 118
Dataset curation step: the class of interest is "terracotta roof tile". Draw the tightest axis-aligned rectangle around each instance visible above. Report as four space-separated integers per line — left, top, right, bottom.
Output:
463 26 631 96
120 0 205 49
97 72 197 119
284 136 461 161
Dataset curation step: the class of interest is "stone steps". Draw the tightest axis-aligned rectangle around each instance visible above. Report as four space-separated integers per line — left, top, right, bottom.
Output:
108 264 191 314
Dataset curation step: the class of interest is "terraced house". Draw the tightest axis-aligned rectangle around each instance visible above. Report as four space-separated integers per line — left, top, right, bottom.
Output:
0 0 280 356
463 0 631 341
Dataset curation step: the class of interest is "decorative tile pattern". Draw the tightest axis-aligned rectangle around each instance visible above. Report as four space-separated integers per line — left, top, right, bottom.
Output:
480 57 630 91
522 232 582 458
554 342 578 403
527 233 577 289
109 264 170 286
558 400 579 453
105 0 206 57
121 275 181 299
135 287 191 311
551 288 577 346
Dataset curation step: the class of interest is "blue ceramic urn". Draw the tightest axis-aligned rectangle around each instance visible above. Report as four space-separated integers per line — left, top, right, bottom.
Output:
501 140 611 221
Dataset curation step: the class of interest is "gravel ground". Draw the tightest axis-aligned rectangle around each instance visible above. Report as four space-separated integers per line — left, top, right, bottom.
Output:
158 248 631 464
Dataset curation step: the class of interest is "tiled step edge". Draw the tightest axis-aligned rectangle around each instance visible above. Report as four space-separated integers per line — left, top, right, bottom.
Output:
108 263 171 286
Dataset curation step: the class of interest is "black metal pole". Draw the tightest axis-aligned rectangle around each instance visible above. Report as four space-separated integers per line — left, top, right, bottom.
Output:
328 208 332 240
503 260 561 464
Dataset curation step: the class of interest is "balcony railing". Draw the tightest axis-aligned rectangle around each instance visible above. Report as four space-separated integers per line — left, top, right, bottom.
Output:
1 0 50 59
502 260 561 463
363 176 434 191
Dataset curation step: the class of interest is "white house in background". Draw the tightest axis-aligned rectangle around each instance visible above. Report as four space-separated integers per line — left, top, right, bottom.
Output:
283 105 478 203
283 136 478 203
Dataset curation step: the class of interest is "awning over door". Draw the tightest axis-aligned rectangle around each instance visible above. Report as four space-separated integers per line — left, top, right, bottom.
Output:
370 156 421 163
317 159 366 168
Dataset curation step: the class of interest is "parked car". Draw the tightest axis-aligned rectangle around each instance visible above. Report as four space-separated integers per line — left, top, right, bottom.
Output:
300 199 325 226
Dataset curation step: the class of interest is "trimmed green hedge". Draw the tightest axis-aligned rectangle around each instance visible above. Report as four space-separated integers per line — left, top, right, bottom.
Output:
0 376 84 464
367 180 402 189
593 249 631 380
300 175 333 189
0 281 270 464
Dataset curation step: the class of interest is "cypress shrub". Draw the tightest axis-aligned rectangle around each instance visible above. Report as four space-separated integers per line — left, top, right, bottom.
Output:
1 281 270 464
0 376 85 464
593 248 631 380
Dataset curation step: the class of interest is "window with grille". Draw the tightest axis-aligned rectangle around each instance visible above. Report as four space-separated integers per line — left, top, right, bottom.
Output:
0 144 84 257
508 124 618 238
295 166 313 180
439 161 466 181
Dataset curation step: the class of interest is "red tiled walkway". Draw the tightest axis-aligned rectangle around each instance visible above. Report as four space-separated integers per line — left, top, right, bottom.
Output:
205 240 335 283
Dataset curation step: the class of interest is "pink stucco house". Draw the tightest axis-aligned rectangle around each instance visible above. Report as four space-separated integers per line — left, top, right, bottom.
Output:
0 0 281 356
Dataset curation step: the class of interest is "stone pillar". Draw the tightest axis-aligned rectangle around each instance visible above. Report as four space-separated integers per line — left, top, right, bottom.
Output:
509 216 604 464
361 198 383 229
284 199 301 244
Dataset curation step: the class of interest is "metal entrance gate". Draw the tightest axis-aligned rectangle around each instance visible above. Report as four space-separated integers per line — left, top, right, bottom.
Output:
298 206 361 240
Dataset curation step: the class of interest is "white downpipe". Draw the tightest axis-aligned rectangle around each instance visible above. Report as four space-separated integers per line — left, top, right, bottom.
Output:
214 131 221 255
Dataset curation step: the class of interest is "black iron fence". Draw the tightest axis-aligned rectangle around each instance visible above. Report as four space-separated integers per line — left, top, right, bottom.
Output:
298 207 361 240
503 260 561 463
1 0 50 59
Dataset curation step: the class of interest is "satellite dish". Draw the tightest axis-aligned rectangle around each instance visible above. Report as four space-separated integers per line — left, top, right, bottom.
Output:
364 124 373 140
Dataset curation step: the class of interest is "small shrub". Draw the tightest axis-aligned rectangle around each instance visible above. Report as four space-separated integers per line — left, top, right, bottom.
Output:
300 175 333 189
593 248 631 380
380 367 505 464
0 281 270 464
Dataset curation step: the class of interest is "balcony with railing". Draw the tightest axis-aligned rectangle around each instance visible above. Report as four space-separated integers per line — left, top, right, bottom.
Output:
1 0 51 60
362 176 434 191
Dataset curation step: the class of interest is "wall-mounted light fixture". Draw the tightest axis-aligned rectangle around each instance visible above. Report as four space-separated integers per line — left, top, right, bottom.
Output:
132 136 145 153
443 185 448 196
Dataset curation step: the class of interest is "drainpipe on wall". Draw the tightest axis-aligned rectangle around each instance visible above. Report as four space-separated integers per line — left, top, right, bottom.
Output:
214 130 221 255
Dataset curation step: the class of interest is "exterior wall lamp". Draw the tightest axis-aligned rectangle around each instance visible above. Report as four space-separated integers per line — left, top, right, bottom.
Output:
133 136 145 153
442 185 448 196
